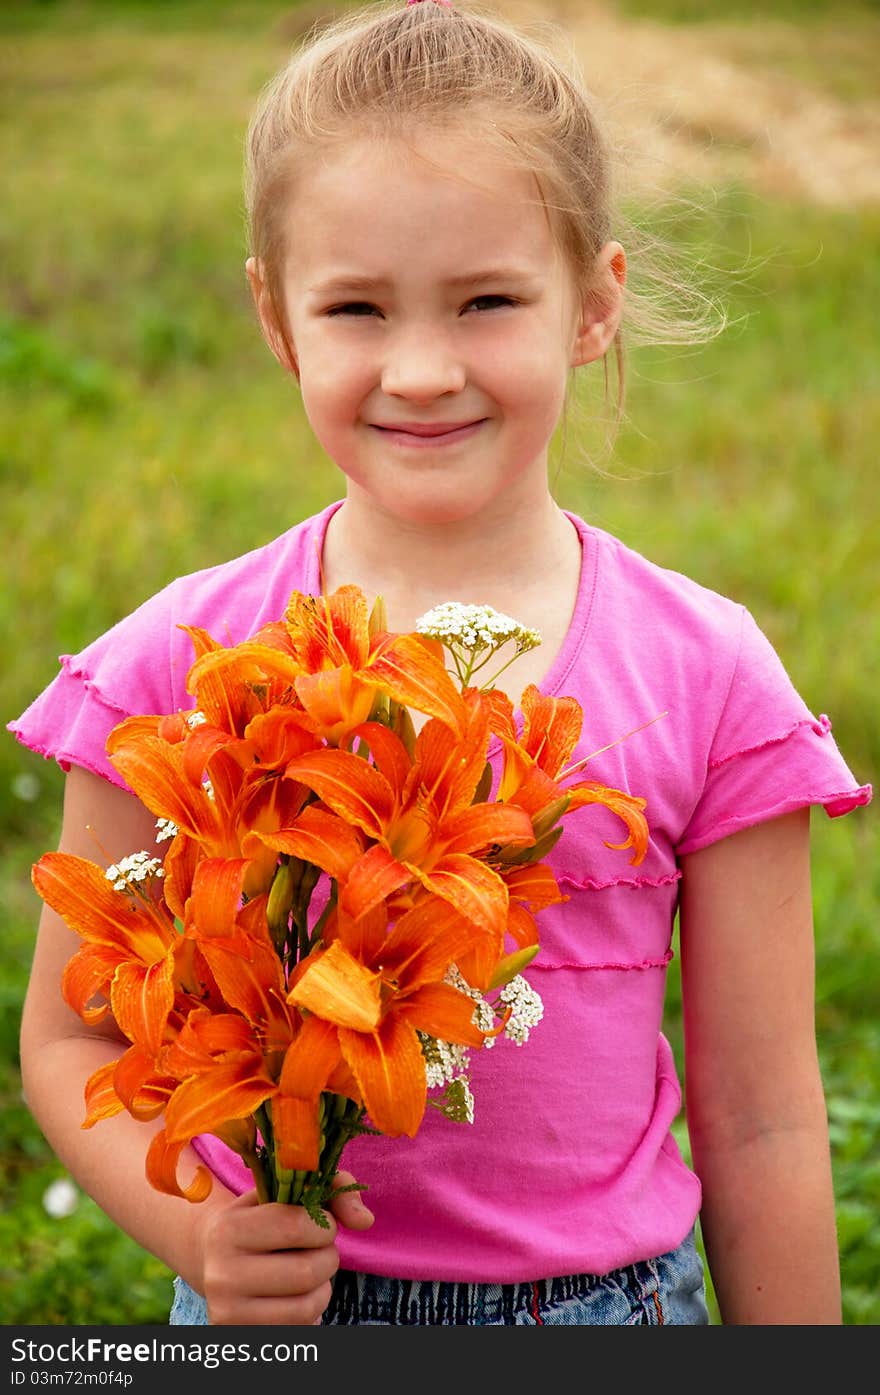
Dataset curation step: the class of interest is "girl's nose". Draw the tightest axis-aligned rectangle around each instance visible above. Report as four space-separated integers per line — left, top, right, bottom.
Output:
380 331 466 400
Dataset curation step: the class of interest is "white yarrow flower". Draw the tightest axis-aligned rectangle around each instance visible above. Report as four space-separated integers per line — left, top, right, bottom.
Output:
419 1032 470 1089
499 974 544 1045
416 601 541 692
186 710 207 728
155 817 179 843
105 851 165 893
419 1033 476 1125
416 601 541 655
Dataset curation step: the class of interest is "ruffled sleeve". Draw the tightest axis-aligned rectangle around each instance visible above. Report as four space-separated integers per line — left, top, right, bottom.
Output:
8 580 183 790
676 606 871 856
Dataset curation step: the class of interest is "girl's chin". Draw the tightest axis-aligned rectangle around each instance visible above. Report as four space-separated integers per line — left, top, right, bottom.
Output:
337 475 497 527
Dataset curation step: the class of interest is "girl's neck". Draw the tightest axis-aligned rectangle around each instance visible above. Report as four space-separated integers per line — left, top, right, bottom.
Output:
321 484 578 614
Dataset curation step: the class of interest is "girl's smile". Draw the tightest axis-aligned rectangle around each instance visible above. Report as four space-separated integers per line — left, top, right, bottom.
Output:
369 419 487 448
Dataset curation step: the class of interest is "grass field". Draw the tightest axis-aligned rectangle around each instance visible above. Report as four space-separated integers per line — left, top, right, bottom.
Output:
1 0 878 1326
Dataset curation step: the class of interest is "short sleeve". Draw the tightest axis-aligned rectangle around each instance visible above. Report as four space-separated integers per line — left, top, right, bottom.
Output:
676 606 872 856
7 581 182 789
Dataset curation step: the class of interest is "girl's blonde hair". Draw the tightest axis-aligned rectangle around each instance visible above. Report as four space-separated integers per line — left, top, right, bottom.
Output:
244 0 723 426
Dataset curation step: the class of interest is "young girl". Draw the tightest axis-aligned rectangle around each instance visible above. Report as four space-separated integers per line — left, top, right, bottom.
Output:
11 0 872 1327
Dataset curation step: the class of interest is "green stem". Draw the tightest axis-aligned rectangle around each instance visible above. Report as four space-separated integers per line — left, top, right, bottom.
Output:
475 649 522 689
248 1157 272 1205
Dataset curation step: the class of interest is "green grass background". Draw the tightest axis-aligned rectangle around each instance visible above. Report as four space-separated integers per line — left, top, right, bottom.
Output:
1 0 877 1325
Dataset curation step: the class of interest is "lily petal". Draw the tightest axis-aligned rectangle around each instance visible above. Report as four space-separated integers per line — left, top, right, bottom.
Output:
566 782 649 865
340 842 411 923
109 737 222 842
414 853 509 940
146 1128 214 1202
259 805 365 884
443 802 534 857
289 941 382 1033
272 1094 322 1172
33 853 170 960
520 686 582 773
164 1061 276 1144
82 1060 127 1127
367 634 465 735
62 944 125 1022
279 1015 342 1098
339 1014 426 1137
110 955 175 1056
394 981 487 1046
284 749 395 838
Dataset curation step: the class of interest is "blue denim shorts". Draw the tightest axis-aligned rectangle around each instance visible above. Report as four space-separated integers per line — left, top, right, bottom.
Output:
169 1227 708 1326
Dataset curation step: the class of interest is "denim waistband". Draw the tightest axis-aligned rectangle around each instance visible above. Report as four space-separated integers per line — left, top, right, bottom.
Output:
324 1263 659 1325
170 1227 708 1326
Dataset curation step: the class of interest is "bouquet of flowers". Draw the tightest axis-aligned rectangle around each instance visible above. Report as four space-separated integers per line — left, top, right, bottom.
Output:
32 587 648 1223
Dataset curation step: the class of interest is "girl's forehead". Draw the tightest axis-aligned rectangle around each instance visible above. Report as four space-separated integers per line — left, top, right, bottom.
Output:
297 132 538 208
284 133 559 276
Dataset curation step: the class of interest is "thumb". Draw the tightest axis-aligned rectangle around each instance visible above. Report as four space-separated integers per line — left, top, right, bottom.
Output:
328 1171 375 1231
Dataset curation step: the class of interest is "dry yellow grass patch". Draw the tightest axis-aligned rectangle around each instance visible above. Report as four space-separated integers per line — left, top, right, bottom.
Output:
491 0 880 207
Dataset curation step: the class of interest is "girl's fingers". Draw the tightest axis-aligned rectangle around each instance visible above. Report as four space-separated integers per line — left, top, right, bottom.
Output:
214 1191 339 1250
209 1279 335 1328
210 1242 340 1299
328 1171 375 1230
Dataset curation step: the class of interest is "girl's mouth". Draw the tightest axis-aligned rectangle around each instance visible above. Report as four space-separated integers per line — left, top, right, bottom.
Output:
371 421 485 447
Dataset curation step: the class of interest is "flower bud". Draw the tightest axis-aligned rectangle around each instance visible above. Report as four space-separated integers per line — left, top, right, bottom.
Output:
487 944 540 990
267 858 298 952
530 794 571 841
368 594 388 639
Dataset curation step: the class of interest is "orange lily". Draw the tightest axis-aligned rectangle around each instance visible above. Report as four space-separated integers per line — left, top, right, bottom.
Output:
496 686 649 866
285 893 489 1150
31 852 197 1053
282 585 467 743
127 1009 279 1202
107 723 313 902
270 715 535 944
179 586 467 751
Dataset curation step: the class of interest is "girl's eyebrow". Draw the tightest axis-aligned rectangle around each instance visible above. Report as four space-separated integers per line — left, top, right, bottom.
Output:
308 268 539 295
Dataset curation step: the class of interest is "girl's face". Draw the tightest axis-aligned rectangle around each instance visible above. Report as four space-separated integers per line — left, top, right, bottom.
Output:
254 131 622 527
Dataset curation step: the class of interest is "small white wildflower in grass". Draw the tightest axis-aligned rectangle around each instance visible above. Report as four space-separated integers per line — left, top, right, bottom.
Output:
105 851 165 893
155 818 179 843
42 1177 79 1218
499 974 544 1045
416 601 541 690
12 772 40 803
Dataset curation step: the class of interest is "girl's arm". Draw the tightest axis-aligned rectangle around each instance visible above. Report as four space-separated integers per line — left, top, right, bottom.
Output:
678 807 842 1324
19 766 373 1325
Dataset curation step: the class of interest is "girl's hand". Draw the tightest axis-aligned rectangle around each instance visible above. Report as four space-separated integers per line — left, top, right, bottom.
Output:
198 1172 375 1326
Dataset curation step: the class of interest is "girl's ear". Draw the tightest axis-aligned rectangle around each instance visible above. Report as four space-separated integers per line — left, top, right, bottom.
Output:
570 241 626 368
245 256 300 380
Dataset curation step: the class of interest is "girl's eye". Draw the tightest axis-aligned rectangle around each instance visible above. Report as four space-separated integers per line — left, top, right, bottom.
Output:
467 295 517 313
326 302 380 317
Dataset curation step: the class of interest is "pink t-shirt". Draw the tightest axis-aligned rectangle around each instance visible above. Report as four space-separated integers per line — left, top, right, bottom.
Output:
10 501 871 1281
